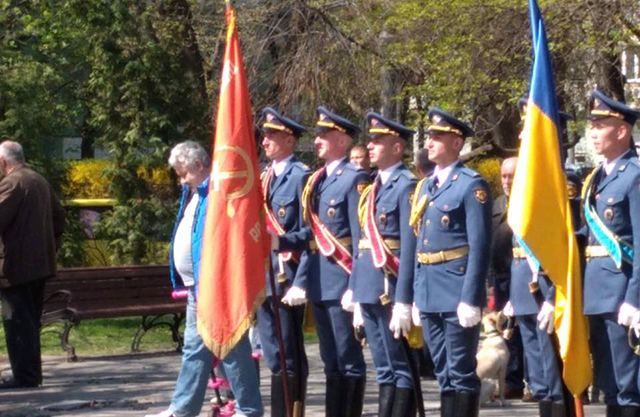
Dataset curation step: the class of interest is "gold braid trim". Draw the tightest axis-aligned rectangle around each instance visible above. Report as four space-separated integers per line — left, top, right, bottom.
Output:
301 168 324 224
357 184 373 228
409 178 428 235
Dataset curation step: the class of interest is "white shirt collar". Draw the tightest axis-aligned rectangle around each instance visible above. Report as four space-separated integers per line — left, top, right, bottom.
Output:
432 160 459 186
603 151 629 176
378 162 403 185
326 157 346 177
271 155 293 177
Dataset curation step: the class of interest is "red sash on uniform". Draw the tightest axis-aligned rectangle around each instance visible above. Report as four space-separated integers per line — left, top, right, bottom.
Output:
262 167 299 264
302 167 353 274
362 180 400 276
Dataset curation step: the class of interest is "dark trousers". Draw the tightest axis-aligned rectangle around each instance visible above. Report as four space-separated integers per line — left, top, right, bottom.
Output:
0 279 46 386
257 297 308 377
506 325 525 391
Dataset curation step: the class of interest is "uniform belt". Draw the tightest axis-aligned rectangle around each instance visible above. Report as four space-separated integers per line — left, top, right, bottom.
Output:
512 247 526 259
309 237 352 251
585 245 609 258
416 246 469 265
358 238 401 251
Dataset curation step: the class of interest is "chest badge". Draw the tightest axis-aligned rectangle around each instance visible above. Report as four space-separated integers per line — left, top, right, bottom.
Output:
278 207 286 218
474 188 488 204
441 214 450 228
379 213 387 225
603 207 614 221
327 207 336 218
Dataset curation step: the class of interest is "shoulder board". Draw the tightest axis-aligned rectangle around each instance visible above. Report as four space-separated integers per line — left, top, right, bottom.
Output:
291 161 310 172
392 168 416 182
626 157 640 170
459 166 481 178
344 162 362 172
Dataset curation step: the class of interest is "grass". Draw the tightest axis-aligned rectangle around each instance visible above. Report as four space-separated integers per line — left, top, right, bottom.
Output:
0 316 318 358
0 317 184 357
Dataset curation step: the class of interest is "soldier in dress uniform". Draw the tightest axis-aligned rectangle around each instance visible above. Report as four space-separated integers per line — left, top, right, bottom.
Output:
276 106 369 417
407 108 492 417
257 107 310 417
502 101 579 417
581 89 640 417
349 112 418 417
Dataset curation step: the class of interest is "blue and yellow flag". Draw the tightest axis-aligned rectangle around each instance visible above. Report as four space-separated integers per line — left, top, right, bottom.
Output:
507 0 591 396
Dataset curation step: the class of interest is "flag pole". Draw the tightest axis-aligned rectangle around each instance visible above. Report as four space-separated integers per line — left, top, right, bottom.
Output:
267 256 293 417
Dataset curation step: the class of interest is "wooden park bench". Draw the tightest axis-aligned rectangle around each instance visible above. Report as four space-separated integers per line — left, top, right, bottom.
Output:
41 264 186 361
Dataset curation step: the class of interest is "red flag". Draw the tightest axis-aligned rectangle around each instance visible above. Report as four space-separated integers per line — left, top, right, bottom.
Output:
197 6 268 359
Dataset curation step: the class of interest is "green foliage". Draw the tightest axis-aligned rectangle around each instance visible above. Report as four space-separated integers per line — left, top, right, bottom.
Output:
94 198 175 266
466 157 503 199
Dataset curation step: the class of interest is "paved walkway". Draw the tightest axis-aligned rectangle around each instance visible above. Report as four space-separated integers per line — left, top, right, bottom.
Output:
0 344 606 416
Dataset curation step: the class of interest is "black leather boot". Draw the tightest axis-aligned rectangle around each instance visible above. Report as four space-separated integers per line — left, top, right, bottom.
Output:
378 384 396 417
606 404 622 417
343 376 366 417
551 401 566 417
270 374 285 417
325 375 343 417
537 400 552 417
455 391 479 417
619 406 640 417
440 391 456 417
391 387 415 417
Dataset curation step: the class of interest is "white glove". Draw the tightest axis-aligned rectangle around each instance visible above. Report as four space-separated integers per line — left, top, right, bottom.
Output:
389 303 412 339
457 302 481 328
502 301 515 318
353 303 364 328
618 302 639 327
281 286 306 306
537 301 555 334
341 289 355 312
411 303 422 327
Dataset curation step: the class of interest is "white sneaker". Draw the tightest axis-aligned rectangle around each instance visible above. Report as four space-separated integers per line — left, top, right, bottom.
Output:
144 408 175 417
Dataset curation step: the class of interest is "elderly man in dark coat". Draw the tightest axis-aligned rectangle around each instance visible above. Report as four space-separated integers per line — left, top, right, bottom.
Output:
0 139 65 389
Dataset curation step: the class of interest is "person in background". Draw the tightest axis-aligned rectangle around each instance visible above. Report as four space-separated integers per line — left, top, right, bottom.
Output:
145 141 262 417
0 139 65 389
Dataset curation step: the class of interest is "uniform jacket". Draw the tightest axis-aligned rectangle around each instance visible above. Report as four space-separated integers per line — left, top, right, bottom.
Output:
0 166 65 287
413 161 492 313
510 241 555 316
169 177 209 290
280 159 369 302
263 157 310 296
351 164 417 305
582 151 640 314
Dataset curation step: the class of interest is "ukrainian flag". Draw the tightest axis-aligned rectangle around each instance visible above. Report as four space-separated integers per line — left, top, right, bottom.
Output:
507 0 591 397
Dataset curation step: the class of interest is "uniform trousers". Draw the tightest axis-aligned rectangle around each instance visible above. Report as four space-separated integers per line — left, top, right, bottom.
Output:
421 312 480 393
518 314 563 401
589 313 640 406
361 303 412 388
257 297 308 377
311 300 366 378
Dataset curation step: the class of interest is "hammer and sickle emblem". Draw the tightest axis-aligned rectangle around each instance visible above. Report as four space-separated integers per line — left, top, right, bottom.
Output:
211 145 255 218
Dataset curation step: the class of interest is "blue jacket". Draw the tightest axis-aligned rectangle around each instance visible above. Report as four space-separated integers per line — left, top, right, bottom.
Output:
583 151 640 314
264 157 310 296
351 164 417 305
169 177 210 291
510 242 555 316
413 161 492 313
280 159 370 301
